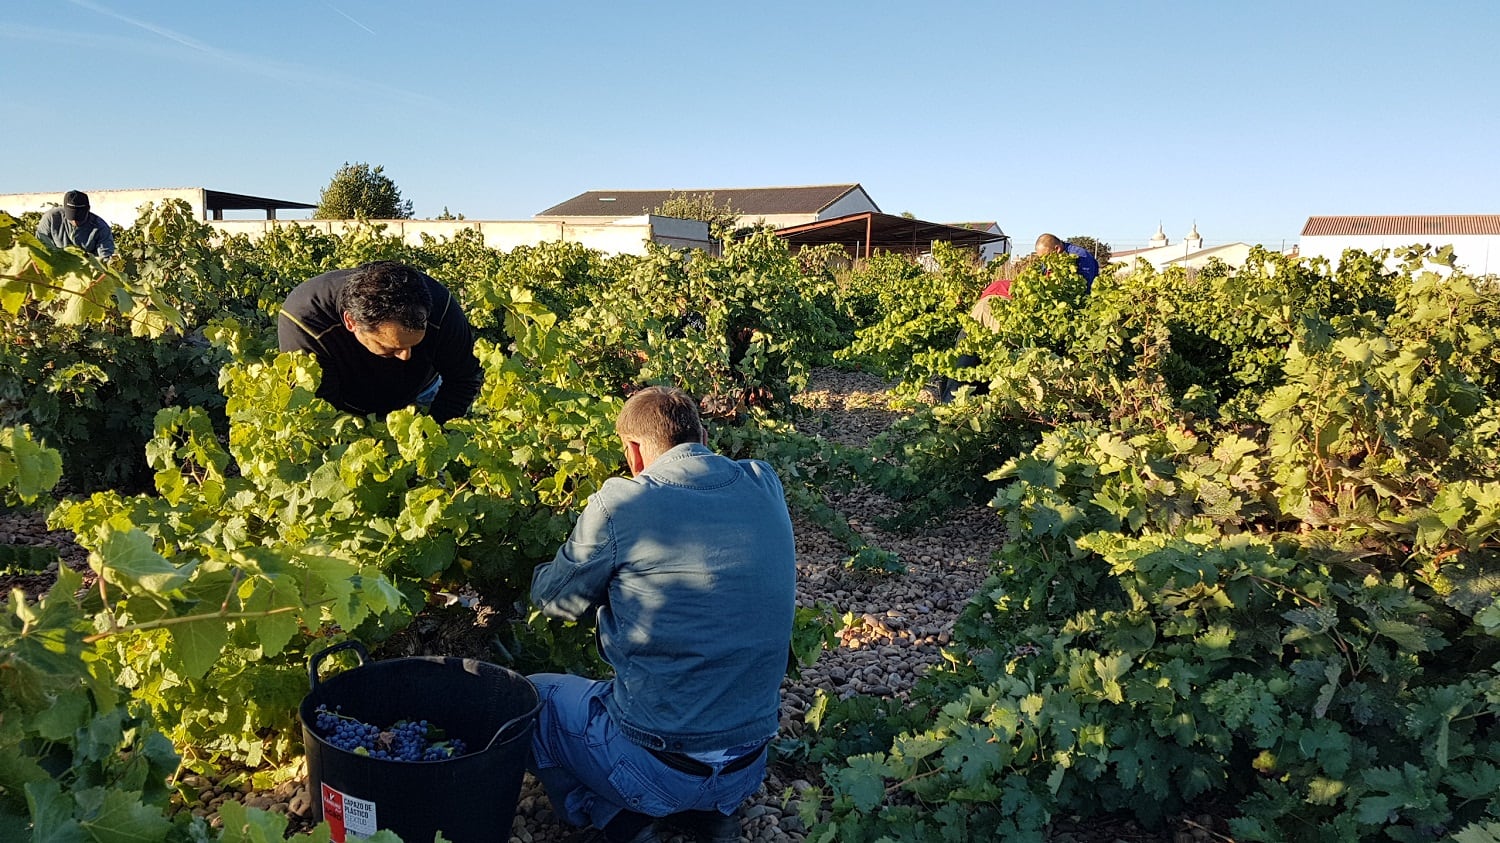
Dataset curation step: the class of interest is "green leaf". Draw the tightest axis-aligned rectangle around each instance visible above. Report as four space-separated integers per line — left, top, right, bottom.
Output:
96 530 191 594
32 692 90 740
254 609 300 658
1368 618 1431 652
1093 653 1131 703
167 616 230 680
4 427 63 502
941 724 1010 782
1258 385 1304 420
835 755 890 813
1452 821 1500 843
24 779 86 843
216 800 291 843
74 787 173 843
1355 764 1427 826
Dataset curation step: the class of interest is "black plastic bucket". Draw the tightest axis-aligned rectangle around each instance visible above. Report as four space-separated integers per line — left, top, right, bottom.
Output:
299 642 540 843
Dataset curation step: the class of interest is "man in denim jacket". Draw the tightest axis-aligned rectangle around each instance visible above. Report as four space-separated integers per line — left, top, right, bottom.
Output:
35 190 114 258
528 386 797 843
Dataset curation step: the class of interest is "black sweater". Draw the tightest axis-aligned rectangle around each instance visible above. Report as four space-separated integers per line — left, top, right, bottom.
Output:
277 268 483 423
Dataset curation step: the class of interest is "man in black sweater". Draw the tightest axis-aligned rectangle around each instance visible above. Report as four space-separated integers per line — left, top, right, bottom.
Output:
277 261 483 423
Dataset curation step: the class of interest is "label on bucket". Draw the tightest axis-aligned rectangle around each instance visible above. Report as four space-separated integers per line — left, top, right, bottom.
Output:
322 783 378 842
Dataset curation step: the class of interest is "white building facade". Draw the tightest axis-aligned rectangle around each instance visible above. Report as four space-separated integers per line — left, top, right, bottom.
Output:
1110 223 1256 271
1298 215 1500 275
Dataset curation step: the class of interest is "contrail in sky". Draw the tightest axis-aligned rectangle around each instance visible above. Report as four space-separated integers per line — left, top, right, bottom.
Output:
69 0 215 53
56 0 443 109
325 3 377 36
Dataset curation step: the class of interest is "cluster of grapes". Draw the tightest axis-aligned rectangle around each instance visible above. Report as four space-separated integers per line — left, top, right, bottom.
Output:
313 705 468 762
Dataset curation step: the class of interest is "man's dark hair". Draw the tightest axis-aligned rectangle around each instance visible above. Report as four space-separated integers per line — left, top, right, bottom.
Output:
338 261 432 331
617 386 704 451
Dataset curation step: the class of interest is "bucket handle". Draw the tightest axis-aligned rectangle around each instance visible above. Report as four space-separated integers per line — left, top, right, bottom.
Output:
483 690 544 752
308 640 369 692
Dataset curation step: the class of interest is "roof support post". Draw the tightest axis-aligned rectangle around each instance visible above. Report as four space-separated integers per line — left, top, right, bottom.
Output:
865 215 873 259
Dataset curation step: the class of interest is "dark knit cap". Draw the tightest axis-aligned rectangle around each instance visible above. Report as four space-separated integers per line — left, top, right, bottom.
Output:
63 190 90 222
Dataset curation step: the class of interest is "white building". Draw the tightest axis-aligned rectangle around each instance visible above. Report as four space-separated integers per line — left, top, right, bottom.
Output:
1110 223 1255 271
1299 215 1500 275
1 187 711 256
945 222 1012 262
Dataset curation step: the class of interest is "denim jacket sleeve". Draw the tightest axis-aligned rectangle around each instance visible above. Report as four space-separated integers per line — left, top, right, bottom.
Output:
530 487 619 621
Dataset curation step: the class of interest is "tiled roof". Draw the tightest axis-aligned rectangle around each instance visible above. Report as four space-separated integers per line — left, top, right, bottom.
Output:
1302 215 1500 237
537 184 868 217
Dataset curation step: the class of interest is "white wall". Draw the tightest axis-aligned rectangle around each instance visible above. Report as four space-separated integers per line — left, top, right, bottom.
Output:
1164 243 1254 271
204 214 711 256
819 186 880 219
1299 234 1499 275
0 188 205 226
1111 241 1254 271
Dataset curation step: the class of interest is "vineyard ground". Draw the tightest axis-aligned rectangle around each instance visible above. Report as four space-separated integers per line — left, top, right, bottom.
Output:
0 368 1193 843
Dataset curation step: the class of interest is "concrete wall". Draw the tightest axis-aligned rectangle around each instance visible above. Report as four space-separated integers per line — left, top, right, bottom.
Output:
0 188 205 227
1299 234 1499 275
204 214 712 256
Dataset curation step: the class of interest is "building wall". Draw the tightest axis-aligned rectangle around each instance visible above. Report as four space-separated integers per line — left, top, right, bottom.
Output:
1166 243 1254 271
973 225 1011 263
0 188 206 226
819 187 880 219
1298 234 1499 275
1112 242 1254 271
204 214 711 256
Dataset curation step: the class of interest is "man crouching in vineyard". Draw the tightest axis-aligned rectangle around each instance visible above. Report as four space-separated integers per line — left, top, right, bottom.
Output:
528 386 797 843
277 260 483 423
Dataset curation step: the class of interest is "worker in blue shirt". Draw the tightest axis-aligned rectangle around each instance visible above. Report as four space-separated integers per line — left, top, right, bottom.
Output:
35 190 115 258
1034 233 1099 290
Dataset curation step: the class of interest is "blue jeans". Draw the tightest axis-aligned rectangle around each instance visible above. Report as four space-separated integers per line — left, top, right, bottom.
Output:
414 375 442 408
526 673 767 830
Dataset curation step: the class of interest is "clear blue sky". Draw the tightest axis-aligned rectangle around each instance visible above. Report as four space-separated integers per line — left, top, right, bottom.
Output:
6 1 1499 251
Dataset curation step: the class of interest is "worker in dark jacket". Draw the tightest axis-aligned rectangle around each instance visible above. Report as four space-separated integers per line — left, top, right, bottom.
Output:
35 190 115 258
277 261 483 423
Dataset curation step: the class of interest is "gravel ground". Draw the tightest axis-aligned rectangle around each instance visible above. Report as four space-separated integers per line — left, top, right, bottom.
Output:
0 368 1185 842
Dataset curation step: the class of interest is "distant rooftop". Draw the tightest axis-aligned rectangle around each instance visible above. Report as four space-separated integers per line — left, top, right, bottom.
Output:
1303 214 1500 237
537 184 874 217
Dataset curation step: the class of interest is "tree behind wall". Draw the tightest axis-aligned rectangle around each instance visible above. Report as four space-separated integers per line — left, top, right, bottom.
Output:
651 192 740 239
315 162 414 220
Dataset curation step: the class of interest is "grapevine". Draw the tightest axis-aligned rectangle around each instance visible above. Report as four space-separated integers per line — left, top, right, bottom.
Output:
3 200 1498 843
